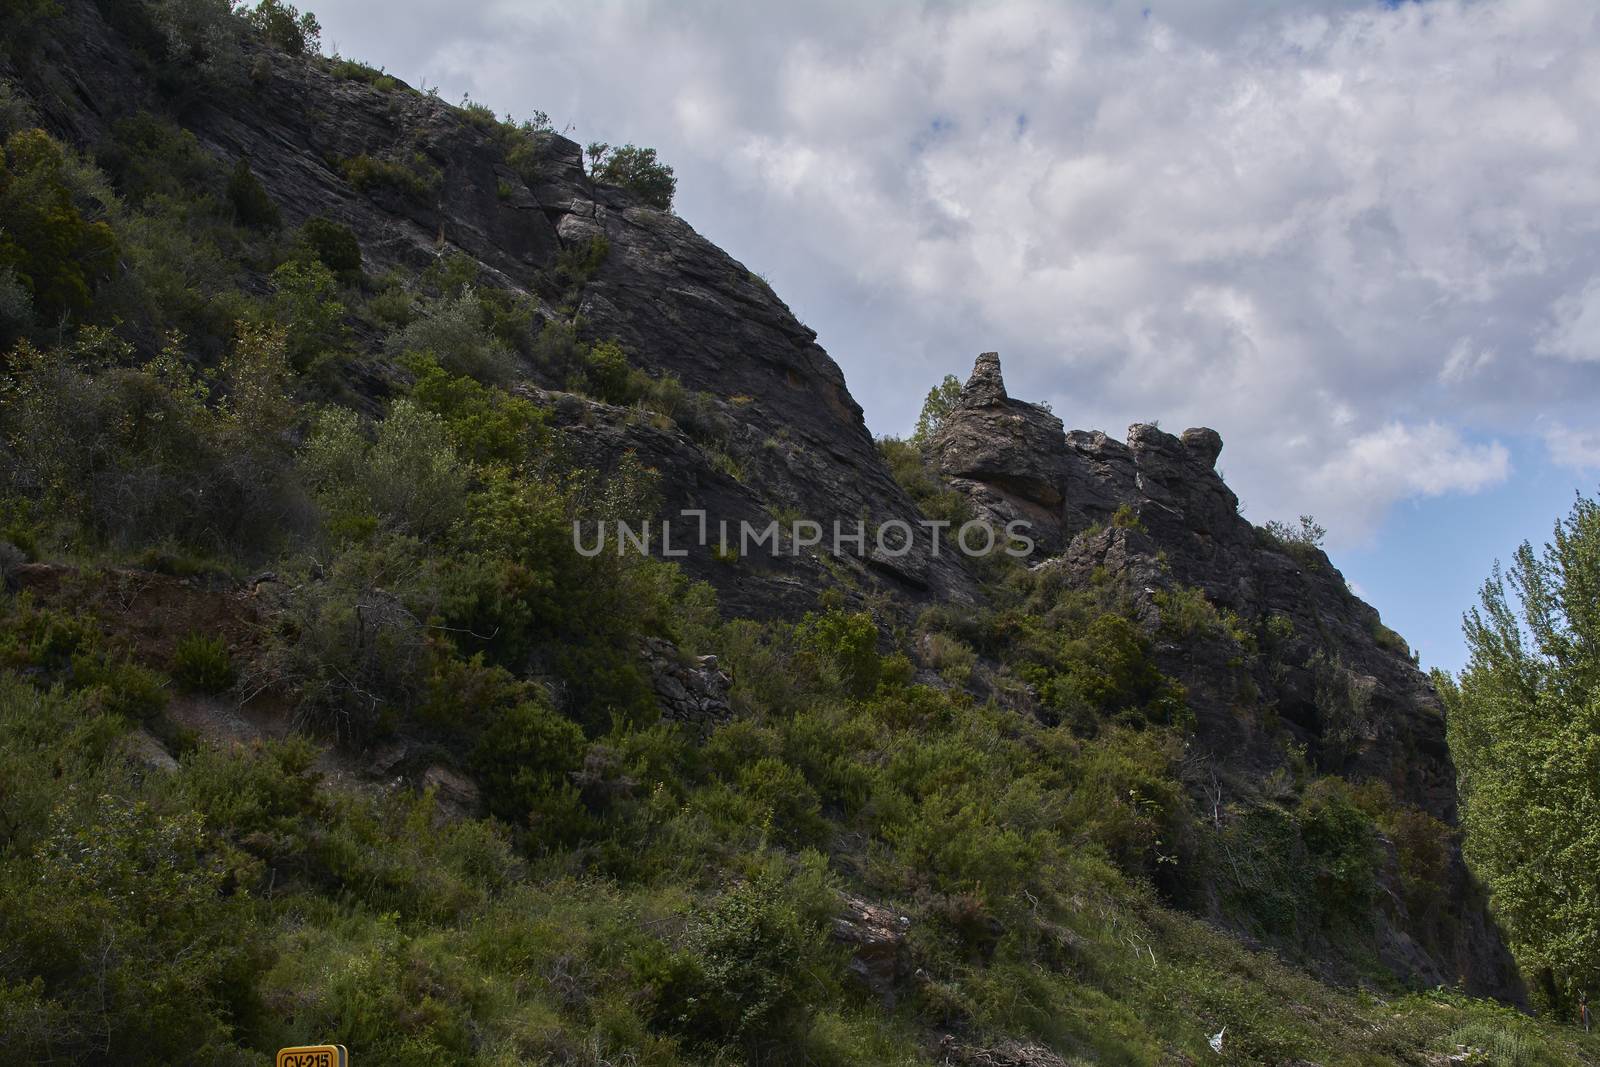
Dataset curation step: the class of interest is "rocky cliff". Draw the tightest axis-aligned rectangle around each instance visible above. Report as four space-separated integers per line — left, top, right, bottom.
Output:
934 352 1519 996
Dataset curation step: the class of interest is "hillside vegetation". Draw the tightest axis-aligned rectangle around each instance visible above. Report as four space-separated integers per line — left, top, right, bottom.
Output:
0 2 1596 1064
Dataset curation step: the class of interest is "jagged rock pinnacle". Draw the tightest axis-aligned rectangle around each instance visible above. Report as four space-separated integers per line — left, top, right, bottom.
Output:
961 351 1009 407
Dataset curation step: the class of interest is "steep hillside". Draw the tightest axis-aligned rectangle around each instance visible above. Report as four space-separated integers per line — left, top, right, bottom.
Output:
0 2 1592 1065
17 0 976 620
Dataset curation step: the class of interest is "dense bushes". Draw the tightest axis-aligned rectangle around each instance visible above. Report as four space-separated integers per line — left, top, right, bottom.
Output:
341 152 441 202
472 696 587 837
643 857 837 1050
148 0 246 88
302 401 464 539
0 127 119 321
389 287 513 383
298 215 361 273
172 631 237 692
1 326 308 558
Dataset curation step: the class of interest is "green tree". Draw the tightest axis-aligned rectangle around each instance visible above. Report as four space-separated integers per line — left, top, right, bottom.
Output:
1443 490 1600 1011
245 0 320 55
910 373 962 449
588 143 676 210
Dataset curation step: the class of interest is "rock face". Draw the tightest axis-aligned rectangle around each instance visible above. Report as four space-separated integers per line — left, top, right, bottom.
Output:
642 637 732 728
930 352 1520 999
832 893 910 1006
932 353 1073 552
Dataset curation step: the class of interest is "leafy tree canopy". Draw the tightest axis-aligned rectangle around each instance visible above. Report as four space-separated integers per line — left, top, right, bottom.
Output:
1442 490 1600 1012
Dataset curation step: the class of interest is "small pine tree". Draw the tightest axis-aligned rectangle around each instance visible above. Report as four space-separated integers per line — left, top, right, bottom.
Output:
910 374 962 450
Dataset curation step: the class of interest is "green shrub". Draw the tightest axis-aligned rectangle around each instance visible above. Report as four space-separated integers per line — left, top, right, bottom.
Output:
644 857 835 1049
226 156 279 229
171 632 236 693
405 351 548 467
0 790 255 1061
587 143 676 210
100 112 218 207
459 97 497 129
795 609 881 698
1111 502 1144 530
910 374 962 449
1370 616 1413 659
1263 514 1328 567
80 656 169 724
148 0 245 88
389 287 514 384
879 436 973 526
341 152 440 201
472 698 587 839
0 0 60 59
329 58 395 88
1386 804 1452 922
298 215 362 274
1299 778 1378 920
269 257 348 370
581 337 636 404
0 265 31 342
302 401 464 541
1 331 306 558
538 235 610 310
0 128 119 321
0 79 38 137
258 546 431 740
1039 613 1187 726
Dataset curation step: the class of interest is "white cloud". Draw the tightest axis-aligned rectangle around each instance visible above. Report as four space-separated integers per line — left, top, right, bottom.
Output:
312 0 1600 545
1440 338 1496 385
1311 421 1511 531
1544 423 1600 471
1538 278 1600 362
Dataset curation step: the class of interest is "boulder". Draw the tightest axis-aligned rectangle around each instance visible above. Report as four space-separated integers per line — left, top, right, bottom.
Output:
832 892 909 1005
642 636 732 727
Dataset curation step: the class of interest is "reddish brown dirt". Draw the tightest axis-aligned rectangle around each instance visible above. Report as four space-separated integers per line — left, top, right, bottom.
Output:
10 562 266 666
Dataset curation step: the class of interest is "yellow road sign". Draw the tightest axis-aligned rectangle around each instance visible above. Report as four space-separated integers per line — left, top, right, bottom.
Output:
276 1045 347 1067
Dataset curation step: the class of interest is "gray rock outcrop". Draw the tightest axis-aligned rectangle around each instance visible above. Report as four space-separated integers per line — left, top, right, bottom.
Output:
930 352 1520 1000
931 353 1074 552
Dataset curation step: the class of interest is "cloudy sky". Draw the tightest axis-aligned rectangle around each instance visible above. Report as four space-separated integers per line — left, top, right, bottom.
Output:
311 0 1600 670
